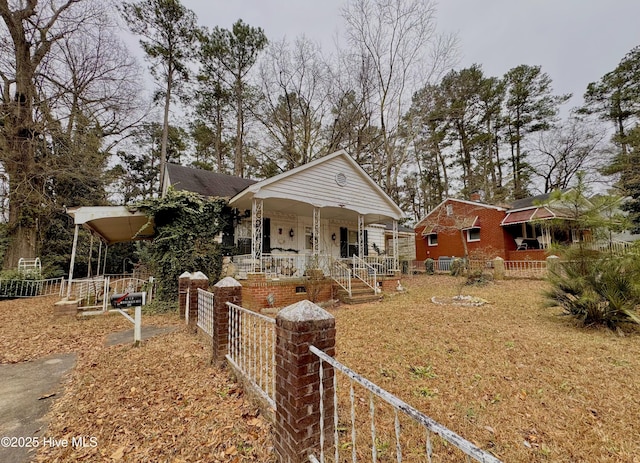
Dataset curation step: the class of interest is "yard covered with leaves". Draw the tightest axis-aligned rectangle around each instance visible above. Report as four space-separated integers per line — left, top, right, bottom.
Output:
1 275 639 462
332 275 640 462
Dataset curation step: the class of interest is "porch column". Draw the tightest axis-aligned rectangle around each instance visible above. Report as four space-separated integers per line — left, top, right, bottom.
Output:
251 198 263 271
102 244 108 275
87 233 94 277
392 219 399 272
357 214 365 257
313 206 321 257
96 241 103 276
66 224 80 300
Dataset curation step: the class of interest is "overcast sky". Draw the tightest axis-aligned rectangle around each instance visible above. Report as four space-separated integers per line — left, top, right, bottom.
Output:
182 0 640 111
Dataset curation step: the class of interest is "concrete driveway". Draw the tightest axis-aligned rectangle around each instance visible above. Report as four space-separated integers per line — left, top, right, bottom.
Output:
0 353 77 463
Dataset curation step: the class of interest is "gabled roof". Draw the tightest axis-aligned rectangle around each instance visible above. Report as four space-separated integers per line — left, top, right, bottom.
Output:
229 150 404 221
414 198 507 229
508 192 556 211
165 163 257 199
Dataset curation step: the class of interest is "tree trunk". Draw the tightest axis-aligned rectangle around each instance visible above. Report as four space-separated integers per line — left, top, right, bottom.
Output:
159 66 173 194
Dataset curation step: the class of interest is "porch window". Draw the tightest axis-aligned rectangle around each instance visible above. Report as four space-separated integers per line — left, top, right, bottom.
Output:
466 227 480 242
427 233 438 246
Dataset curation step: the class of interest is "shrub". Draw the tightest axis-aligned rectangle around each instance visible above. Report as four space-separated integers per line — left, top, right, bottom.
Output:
545 252 640 329
450 257 465 276
424 258 434 275
134 189 226 308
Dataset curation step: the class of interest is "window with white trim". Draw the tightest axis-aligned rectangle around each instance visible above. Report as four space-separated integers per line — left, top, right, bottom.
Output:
466 228 480 242
427 233 438 246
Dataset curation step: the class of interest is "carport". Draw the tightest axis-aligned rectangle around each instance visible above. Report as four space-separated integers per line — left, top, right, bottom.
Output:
65 206 155 300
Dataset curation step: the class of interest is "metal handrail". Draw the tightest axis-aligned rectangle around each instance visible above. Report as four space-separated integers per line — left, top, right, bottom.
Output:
310 345 502 463
352 254 377 293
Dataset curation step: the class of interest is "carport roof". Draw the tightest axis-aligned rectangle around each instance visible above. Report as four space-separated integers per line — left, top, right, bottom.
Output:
66 206 154 244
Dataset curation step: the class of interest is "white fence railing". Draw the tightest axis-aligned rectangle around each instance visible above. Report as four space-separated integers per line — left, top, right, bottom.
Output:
352 255 377 293
504 260 547 279
197 288 215 337
330 260 352 297
226 301 276 408
0 277 64 298
362 256 398 275
309 345 502 463
59 275 155 310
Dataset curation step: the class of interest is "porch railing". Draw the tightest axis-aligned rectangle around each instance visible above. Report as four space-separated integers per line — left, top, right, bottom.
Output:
362 255 397 275
226 301 276 408
330 259 352 297
309 345 502 463
352 255 377 293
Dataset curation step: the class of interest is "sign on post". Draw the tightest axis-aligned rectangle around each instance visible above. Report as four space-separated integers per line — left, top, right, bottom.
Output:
110 292 146 346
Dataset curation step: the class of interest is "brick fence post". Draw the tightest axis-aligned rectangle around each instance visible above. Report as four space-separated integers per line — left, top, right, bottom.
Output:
493 257 505 280
212 277 242 365
546 255 560 275
188 272 208 328
178 272 191 319
275 300 335 463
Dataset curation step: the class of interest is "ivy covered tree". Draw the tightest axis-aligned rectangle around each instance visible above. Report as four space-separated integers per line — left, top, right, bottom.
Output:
134 189 227 308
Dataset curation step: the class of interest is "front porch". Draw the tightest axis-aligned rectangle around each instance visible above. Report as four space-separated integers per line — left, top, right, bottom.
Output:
225 151 406 307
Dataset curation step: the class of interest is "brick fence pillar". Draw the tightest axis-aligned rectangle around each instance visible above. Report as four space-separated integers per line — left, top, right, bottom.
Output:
187 272 209 327
546 255 560 274
212 276 242 365
493 257 505 280
178 272 191 319
275 300 335 463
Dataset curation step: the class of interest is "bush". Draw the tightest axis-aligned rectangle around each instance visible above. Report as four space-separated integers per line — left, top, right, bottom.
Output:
545 252 640 329
134 189 226 308
450 257 465 276
424 258 434 275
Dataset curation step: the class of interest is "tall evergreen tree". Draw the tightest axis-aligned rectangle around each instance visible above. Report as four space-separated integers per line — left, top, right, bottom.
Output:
503 65 570 199
199 19 267 178
120 0 197 192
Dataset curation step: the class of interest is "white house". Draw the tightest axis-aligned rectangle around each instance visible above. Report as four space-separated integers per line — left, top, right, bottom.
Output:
163 150 414 297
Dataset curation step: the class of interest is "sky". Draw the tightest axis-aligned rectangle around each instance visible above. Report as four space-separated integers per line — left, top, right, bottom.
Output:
181 0 640 111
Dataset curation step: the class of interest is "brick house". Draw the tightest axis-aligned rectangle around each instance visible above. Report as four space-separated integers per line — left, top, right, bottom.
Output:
414 192 595 263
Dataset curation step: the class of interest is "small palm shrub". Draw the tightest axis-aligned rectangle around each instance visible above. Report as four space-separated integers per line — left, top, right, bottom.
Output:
545 252 640 329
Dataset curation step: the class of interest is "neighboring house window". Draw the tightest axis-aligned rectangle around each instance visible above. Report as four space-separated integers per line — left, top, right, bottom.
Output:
466 228 481 242
446 204 453 216
427 233 438 246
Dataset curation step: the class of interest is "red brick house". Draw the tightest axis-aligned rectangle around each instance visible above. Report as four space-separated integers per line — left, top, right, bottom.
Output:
414 192 592 263
415 199 512 262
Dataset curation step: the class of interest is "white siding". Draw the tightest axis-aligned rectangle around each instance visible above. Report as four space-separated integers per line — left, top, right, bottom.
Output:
254 156 400 219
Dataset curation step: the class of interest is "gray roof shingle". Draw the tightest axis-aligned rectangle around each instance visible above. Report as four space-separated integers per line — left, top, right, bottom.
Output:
166 163 257 199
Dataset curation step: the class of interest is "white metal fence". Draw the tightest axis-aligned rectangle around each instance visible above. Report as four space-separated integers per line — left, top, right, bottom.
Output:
0 277 64 298
197 288 215 337
226 301 276 408
504 260 547 279
309 346 502 463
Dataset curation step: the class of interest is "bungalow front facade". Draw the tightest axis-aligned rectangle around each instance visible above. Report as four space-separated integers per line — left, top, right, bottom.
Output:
163 150 415 307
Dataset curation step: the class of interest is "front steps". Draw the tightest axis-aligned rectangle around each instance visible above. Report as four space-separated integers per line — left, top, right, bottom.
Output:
335 279 382 305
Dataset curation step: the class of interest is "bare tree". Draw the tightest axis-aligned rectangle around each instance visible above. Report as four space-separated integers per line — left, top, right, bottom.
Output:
0 0 144 268
255 37 330 172
529 116 608 193
341 0 457 201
